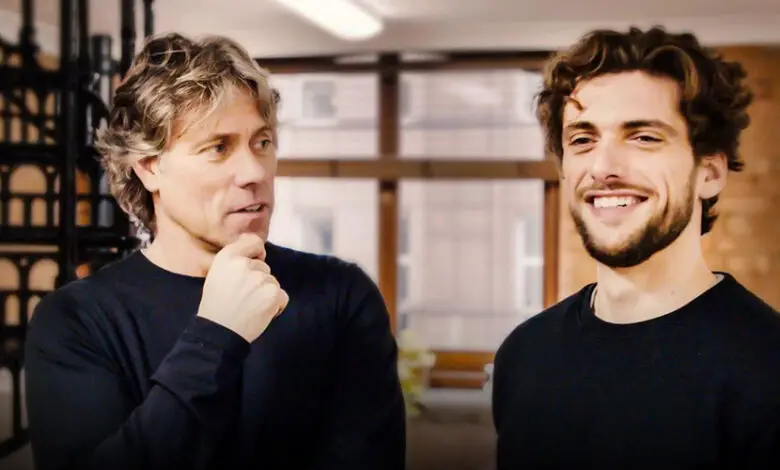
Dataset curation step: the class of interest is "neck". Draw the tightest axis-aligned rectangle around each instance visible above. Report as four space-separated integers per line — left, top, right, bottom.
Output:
593 227 717 324
142 218 216 278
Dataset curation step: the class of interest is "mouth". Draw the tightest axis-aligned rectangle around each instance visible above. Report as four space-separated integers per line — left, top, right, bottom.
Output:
232 203 269 214
586 194 647 209
582 192 649 223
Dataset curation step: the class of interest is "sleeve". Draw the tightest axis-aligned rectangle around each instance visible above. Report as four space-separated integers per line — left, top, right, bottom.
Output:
308 264 406 470
23 287 250 470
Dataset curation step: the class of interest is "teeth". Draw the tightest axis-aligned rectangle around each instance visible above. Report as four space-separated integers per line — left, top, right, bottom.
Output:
242 204 263 212
593 196 640 209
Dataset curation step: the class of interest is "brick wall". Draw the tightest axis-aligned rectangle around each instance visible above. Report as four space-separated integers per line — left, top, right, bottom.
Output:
557 46 780 310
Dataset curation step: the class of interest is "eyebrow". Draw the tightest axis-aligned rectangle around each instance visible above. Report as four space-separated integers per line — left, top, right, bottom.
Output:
563 119 678 137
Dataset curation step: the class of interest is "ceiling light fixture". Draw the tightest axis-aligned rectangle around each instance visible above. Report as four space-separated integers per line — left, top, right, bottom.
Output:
273 0 384 41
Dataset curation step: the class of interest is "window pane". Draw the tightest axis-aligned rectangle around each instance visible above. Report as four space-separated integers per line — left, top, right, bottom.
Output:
400 70 545 160
398 180 546 351
268 178 378 281
270 74 379 159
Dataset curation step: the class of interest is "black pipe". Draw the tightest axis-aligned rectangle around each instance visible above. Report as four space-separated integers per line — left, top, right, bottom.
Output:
57 0 81 287
78 0 90 150
19 0 36 62
78 0 90 67
119 0 136 77
91 35 114 105
91 34 115 228
144 0 154 38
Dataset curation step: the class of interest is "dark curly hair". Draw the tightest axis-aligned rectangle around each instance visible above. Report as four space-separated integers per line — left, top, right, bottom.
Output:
536 26 754 235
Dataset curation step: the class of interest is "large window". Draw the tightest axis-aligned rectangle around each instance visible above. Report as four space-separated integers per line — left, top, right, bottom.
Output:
268 178 379 281
400 69 544 160
398 180 545 351
270 73 379 159
264 53 558 389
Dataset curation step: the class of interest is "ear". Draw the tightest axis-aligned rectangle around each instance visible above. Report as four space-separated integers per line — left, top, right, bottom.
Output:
132 155 162 193
698 153 728 200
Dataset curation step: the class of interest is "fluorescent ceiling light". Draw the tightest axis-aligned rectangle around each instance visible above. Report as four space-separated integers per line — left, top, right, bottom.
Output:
274 0 384 41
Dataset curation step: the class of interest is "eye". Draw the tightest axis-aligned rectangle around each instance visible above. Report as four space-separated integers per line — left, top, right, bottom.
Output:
570 136 594 146
566 133 596 151
213 141 228 154
255 138 273 151
199 140 230 159
633 133 663 144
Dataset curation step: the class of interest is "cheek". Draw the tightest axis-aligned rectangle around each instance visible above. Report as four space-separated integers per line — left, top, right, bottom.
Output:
657 169 691 205
561 160 585 200
162 168 229 217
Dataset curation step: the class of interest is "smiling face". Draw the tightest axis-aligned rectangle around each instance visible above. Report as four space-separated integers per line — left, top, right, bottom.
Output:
561 71 705 268
133 85 277 252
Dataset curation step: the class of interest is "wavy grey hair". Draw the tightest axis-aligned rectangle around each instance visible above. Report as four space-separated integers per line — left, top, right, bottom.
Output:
95 32 280 232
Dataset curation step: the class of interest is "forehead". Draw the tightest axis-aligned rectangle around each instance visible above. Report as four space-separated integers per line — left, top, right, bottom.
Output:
563 71 684 129
175 87 267 143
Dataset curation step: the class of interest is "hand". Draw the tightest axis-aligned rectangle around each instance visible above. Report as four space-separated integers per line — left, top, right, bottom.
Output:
197 233 289 343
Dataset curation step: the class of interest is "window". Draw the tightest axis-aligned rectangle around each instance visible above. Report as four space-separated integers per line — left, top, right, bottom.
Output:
270 73 379 159
269 58 557 390
399 70 545 160
514 71 544 124
268 177 379 281
513 217 545 318
300 212 334 254
399 76 423 125
397 213 412 328
301 80 336 121
398 180 546 351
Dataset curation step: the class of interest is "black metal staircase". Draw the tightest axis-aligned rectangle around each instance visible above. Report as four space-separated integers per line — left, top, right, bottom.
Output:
0 0 154 457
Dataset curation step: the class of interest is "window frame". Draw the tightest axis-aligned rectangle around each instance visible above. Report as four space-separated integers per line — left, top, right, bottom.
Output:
261 52 559 389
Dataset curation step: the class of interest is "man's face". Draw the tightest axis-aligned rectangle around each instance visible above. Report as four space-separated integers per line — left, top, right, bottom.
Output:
138 86 277 251
560 71 709 268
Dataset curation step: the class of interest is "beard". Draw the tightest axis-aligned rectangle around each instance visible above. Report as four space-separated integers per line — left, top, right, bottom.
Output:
570 172 697 268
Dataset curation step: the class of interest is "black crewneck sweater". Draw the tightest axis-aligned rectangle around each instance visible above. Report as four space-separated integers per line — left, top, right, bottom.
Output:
493 273 780 469
24 243 405 470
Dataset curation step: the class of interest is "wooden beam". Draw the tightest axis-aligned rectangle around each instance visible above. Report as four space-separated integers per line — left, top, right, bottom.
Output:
277 159 559 181
377 54 400 333
543 182 560 307
256 50 551 75
432 350 495 372
428 351 495 389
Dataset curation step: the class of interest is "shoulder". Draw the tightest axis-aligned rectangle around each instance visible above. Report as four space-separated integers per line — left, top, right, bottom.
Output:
265 243 384 322
711 273 780 345
493 284 595 376
26 277 107 355
27 255 139 348
712 274 780 365
703 275 780 420
494 283 592 366
266 242 351 273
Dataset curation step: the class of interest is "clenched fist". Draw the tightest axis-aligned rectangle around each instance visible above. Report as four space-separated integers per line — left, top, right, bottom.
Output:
197 233 289 343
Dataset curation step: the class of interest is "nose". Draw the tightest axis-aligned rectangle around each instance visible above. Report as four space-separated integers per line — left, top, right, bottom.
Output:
232 148 268 187
589 140 626 184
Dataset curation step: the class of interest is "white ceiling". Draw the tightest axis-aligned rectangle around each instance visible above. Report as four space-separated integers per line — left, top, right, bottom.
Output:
0 0 779 59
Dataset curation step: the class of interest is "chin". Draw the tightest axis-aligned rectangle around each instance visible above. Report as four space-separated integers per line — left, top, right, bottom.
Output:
573 217 651 268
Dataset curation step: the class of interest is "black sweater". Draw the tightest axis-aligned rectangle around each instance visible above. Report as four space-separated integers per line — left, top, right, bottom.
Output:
24 243 406 470
493 273 780 469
